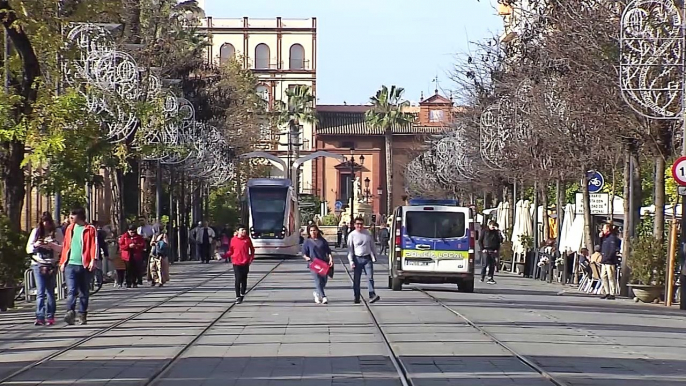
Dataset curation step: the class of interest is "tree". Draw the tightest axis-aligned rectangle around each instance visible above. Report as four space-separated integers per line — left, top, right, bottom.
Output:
365 85 414 215
0 0 119 231
275 85 318 190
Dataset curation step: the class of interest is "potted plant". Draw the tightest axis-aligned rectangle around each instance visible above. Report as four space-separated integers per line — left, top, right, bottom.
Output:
627 234 666 303
516 235 533 273
0 214 28 311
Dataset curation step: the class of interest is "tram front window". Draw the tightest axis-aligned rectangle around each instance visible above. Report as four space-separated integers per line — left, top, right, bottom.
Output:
249 187 288 238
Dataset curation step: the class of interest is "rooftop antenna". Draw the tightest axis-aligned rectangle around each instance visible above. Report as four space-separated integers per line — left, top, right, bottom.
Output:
432 75 440 95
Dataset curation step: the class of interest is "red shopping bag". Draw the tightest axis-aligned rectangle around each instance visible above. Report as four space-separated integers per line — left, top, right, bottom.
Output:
309 259 330 277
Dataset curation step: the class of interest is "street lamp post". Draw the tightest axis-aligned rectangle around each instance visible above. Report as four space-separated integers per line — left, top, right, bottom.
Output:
363 177 372 203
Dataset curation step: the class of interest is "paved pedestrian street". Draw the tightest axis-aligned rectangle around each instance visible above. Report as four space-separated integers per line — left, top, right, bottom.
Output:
2 256 686 386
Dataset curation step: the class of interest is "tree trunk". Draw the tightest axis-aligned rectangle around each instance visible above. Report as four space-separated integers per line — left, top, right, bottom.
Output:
0 141 25 230
622 150 630 257
0 1 40 231
581 170 594 251
123 0 142 44
384 129 393 216
107 167 122 235
609 164 616 223
654 155 666 244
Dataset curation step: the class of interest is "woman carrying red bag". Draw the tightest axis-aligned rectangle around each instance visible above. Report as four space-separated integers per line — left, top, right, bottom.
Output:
302 224 333 304
227 225 254 304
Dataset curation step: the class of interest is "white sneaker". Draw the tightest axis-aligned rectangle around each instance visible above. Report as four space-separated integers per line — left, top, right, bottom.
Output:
313 291 321 304
321 297 328 304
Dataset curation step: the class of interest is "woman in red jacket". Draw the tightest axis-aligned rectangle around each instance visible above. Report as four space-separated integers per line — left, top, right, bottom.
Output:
118 225 146 288
227 225 254 304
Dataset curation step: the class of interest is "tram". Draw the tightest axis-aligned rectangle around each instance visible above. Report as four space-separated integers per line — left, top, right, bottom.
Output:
241 178 300 257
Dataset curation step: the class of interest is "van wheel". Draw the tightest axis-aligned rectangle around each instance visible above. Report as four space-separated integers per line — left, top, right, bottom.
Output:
388 276 393 289
392 277 403 291
458 279 474 293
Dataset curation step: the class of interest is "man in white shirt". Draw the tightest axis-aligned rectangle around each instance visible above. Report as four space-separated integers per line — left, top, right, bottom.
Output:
347 217 380 304
137 216 155 285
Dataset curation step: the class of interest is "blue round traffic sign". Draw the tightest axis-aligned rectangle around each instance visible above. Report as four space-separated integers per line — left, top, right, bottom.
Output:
587 171 604 193
334 201 343 211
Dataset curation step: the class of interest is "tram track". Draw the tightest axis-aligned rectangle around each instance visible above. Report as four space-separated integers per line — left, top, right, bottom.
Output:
338 257 413 386
143 259 283 386
415 287 570 386
0 260 283 385
0 263 216 351
342 259 570 386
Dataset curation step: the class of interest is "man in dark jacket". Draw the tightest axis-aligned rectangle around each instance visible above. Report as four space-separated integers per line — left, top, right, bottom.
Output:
479 221 503 284
599 224 620 299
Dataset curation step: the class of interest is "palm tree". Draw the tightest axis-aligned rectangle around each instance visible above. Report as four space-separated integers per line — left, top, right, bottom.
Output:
365 85 414 215
275 85 318 191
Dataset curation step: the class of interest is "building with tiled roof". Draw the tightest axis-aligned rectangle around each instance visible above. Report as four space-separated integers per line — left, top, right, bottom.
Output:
312 90 456 215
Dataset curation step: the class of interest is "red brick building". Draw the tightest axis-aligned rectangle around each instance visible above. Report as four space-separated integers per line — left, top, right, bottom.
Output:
312 91 455 216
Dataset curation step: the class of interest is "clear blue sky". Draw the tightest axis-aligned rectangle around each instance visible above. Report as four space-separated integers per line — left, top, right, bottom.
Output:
203 0 503 105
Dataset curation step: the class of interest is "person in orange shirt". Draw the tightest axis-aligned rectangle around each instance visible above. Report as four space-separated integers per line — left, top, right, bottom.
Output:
59 208 98 325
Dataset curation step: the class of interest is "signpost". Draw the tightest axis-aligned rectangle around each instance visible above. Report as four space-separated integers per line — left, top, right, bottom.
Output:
586 170 605 193
670 156 686 310
575 193 610 215
672 156 686 186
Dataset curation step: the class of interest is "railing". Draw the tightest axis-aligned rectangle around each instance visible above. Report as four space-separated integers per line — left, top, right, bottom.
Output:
288 59 311 70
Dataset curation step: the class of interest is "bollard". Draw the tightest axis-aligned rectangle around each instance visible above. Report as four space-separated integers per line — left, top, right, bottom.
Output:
666 219 678 307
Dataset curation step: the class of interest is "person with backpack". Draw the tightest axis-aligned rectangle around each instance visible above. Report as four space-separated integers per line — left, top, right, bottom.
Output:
226 225 255 304
26 212 63 326
302 224 334 304
149 233 169 287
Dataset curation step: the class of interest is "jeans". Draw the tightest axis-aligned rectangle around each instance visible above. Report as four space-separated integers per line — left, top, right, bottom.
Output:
65 264 90 315
32 265 56 320
233 264 250 297
380 240 389 255
353 255 376 300
311 267 329 298
481 251 497 280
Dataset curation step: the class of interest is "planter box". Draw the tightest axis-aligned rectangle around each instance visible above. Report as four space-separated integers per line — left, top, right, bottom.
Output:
0 286 16 311
629 284 663 303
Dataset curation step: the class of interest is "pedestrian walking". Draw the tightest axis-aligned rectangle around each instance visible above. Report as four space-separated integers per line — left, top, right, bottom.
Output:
347 217 380 304
119 225 146 288
479 220 502 284
149 233 170 287
227 225 254 304
599 224 620 300
193 222 215 264
93 220 108 287
26 212 63 326
378 223 390 255
59 207 98 325
339 222 349 248
302 224 334 304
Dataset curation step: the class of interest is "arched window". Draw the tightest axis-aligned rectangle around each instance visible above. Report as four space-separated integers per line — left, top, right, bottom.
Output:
289 44 305 69
219 43 235 65
254 43 270 69
256 84 269 102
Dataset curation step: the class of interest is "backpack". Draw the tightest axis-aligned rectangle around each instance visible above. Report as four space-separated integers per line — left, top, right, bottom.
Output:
155 240 168 257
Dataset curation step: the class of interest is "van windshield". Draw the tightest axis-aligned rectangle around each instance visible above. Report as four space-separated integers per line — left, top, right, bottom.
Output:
405 211 466 238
